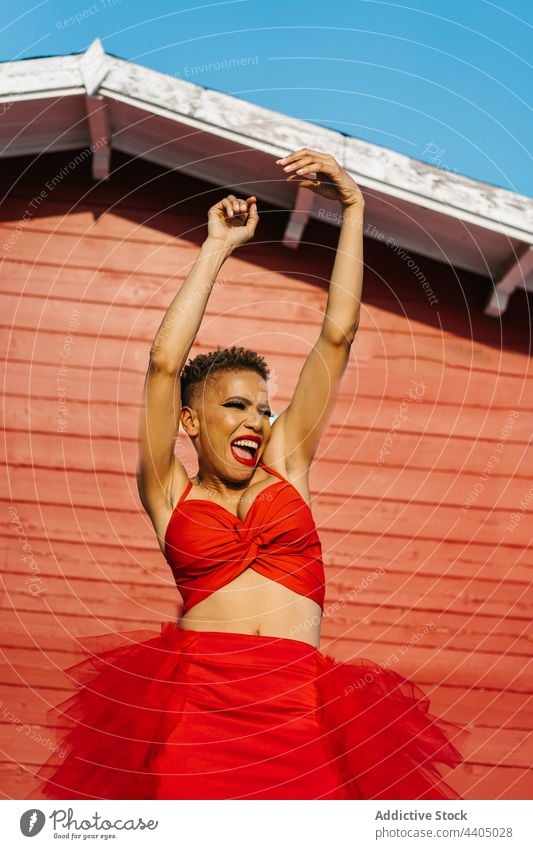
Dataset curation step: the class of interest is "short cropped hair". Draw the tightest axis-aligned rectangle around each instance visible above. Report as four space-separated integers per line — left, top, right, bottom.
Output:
180 345 270 407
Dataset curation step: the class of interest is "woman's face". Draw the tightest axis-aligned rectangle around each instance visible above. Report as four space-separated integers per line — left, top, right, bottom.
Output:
183 369 272 478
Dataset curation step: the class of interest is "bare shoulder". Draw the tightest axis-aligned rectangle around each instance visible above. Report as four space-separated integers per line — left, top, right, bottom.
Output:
261 412 312 506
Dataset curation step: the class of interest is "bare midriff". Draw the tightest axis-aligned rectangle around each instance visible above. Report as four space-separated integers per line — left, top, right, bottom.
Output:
178 566 322 648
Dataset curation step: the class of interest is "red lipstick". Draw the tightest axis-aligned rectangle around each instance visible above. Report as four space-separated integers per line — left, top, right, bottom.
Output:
230 435 261 466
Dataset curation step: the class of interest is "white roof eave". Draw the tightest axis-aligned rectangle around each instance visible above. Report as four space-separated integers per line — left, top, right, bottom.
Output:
101 86 532 244
1 41 532 299
1 45 531 233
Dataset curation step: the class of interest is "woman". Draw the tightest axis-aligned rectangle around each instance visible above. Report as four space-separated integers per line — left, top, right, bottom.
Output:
33 149 466 801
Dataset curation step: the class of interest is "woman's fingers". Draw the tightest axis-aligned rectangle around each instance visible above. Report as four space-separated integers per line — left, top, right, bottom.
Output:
210 196 233 217
275 149 363 206
276 149 323 165
228 196 254 223
276 149 336 176
210 195 258 240
213 194 255 220
245 198 259 234
278 155 316 173
228 195 249 216
221 198 233 218
290 162 321 177
276 149 309 166
223 196 239 218
207 195 259 247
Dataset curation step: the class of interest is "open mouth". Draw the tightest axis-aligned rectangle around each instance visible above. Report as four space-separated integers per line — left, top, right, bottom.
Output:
230 436 261 466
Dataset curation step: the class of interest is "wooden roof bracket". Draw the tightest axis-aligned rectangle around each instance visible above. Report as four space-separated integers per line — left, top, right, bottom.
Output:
80 38 111 181
485 245 533 317
282 185 315 249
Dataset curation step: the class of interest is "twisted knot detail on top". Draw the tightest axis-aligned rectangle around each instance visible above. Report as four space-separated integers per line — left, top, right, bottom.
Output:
164 461 326 614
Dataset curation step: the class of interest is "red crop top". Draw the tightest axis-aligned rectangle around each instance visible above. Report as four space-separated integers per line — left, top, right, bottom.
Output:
164 461 325 615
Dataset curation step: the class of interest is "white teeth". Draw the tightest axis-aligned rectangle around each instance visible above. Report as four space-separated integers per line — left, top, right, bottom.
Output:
233 439 258 450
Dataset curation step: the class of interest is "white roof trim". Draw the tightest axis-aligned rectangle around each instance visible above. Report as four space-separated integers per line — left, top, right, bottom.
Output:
79 35 110 96
0 39 531 242
1 39 532 314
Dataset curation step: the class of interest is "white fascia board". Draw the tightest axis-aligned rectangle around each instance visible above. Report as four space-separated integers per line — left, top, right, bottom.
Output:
2 50 532 243
0 54 83 96
342 136 532 242
0 87 84 103
316 170 532 244
103 88 533 244
101 88 296 159
103 55 532 237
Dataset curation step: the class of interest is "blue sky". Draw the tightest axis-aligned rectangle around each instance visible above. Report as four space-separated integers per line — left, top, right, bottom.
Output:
2 0 532 197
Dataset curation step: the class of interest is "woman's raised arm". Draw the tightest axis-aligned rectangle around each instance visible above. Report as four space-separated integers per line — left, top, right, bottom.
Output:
137 195 259 519
270 150 364 475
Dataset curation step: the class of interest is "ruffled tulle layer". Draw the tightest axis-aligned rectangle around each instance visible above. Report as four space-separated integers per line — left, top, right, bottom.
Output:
29 622 467 800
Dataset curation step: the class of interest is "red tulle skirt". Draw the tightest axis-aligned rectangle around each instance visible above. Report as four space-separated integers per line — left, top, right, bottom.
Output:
30 623 467 800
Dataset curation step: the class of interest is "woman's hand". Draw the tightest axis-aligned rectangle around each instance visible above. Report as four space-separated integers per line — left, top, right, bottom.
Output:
206 194 259 250
276 149 363 208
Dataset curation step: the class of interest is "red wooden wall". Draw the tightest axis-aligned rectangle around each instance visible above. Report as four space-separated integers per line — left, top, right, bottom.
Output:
1 151 531 800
